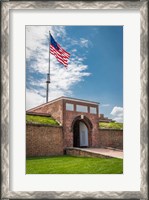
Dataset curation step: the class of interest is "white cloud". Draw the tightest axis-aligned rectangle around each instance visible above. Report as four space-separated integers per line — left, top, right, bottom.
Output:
26 89 45 110
71 49 77 52
69 38 89 48
52 26 66 38
80 38 89 48
110 106 123 123
26 26 91 110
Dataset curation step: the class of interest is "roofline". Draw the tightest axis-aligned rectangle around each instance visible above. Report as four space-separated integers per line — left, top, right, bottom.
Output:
27 96 100 112
62 96 100 105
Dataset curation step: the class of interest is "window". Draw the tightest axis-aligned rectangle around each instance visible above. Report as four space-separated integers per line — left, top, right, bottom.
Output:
90 107 97 114
66 103 74 111
76 105 88 113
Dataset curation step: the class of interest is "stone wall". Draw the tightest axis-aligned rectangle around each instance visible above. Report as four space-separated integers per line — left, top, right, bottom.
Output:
26 123 63 156
99 129 123 150
65 147 112 158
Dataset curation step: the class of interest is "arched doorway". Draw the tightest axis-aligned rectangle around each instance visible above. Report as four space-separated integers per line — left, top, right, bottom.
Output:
73 121 88 147
72 116 93 148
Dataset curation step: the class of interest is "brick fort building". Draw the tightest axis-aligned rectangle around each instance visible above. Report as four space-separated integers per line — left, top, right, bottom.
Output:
27 96 100 148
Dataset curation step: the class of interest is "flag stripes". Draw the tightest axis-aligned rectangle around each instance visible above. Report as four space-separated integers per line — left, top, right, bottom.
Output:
50 34 70 67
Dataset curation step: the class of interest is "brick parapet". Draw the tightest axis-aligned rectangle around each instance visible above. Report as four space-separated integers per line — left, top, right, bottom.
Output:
27 99 63 125
26 112 51 117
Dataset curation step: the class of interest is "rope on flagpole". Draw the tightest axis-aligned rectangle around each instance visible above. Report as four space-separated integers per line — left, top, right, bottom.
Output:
46 31 51 103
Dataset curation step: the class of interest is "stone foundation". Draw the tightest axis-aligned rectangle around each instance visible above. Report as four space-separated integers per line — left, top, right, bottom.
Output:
65 147 112 158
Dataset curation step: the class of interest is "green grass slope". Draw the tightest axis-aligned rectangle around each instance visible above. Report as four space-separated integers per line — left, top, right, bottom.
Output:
26 114 59 125
99 122 123 130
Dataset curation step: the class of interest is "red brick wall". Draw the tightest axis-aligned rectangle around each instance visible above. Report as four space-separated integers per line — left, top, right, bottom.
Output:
98 129 123 150
63 99 99 147
29 100 63 125
26 124 123 156
27 99 123 150
26 123 63 156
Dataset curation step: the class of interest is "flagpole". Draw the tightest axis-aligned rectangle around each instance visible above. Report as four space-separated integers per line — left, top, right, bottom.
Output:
46 31 50 103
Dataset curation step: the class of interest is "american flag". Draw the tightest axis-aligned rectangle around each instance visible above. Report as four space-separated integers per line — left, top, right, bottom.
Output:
50 34 70 67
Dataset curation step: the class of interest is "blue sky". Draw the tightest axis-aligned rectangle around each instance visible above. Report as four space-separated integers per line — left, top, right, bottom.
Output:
26 26 123 122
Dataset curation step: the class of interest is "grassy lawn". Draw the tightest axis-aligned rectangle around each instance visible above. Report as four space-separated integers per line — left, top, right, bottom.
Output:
26 114 59 125
26 155 123 174
99 122 123 130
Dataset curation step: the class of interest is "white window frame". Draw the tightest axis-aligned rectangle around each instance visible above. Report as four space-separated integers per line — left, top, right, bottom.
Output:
76 105 88 113
90 107 97 114
66 103 74 111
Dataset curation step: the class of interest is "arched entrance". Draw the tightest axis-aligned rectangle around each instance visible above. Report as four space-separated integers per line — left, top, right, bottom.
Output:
72 116 93 148
73 121 88 147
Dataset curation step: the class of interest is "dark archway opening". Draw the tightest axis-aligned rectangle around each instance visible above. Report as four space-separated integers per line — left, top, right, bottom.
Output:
73 120 89 148
72 116 93 148
73 120 80 147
